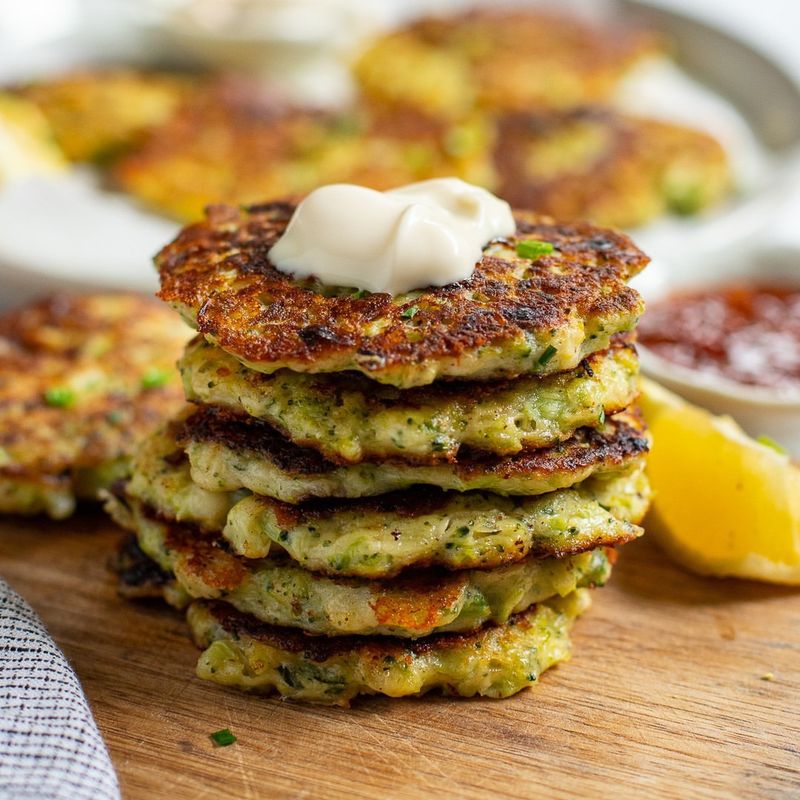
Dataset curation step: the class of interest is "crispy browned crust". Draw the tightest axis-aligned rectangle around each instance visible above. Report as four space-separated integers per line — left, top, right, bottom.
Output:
494 106 730 227
178 404 649 480
112 534 173 599
156 202 647 382
0 293 189 485
197 598 536 661
356 9 660 117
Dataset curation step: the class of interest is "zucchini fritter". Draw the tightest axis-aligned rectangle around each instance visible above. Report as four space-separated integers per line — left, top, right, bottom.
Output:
495 107 731 227
354 9 659 119
180 335 640 463
189 590 589 705
120 419 647 575
222 465 648 575
179 405 649 502
0 293 190 518
19 69 188 163
109 495 610 638
156 202 648 388
112 79 492 221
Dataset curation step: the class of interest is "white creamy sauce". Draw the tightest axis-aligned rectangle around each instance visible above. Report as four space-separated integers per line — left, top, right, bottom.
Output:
269 178 516 295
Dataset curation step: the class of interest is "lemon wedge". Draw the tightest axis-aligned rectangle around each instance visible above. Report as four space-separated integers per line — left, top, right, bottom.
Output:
639 377 800 584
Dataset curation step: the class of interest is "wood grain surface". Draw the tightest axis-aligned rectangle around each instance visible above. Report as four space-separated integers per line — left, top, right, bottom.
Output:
1 510 798 800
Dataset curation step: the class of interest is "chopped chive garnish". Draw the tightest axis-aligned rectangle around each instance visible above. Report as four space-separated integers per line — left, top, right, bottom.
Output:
538 345 557 366
757 435 788 455
351 289 369 299
140 367 171 389
516 240 554 259
44 387 74 407
209 728 237 747
401 305 419 320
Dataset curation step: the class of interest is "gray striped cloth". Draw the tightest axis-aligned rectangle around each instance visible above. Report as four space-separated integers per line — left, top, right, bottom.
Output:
0 579 120 800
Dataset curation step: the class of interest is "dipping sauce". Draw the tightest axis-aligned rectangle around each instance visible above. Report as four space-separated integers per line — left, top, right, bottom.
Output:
269 178 516 295
638 283 800 390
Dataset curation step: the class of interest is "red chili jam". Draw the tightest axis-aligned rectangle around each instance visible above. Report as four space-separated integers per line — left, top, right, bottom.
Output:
638 283 800 390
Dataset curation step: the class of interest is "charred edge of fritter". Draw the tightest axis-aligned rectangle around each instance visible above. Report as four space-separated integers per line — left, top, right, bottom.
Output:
178 405 334 474
111 533 172 599
178 404 649 478
197 599 540 661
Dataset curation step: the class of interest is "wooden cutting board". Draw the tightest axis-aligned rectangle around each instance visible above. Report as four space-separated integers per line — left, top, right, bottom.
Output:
1 511 798 799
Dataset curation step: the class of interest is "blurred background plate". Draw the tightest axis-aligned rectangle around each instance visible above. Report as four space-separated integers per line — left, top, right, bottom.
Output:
0 0 799 306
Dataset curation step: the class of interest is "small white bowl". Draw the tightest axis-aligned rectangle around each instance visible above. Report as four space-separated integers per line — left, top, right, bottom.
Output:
632 248 800 456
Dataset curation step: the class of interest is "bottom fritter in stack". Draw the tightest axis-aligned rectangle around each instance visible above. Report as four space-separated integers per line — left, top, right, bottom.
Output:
107 201 652 705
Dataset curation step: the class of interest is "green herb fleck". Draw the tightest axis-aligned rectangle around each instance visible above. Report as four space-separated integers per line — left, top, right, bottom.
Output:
538 345 557 366
277 665 297 688
141 367 171 389
351 289 370 299
401 305 419 320
209 728 237 747
44 387 75 407
757 435 788 456
516 240 554 259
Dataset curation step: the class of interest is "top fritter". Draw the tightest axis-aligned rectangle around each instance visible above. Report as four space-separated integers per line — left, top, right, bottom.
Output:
156 201 648 389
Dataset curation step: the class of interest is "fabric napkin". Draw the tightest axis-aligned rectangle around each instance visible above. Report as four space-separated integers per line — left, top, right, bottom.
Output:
0 579 120 800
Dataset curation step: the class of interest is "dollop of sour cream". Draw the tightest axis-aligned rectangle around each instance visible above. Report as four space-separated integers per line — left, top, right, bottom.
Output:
269 178 516 295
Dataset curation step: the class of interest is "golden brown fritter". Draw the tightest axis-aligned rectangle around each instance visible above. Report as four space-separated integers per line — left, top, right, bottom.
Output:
0 293 191 518
188 590 589 704
156 202 648 388
112 78 492 221
179 334 640 463
178 405 650 501
494 107 732 228
18 69 189 163
116 413 648 573
108 494 613 638
354 9 660 119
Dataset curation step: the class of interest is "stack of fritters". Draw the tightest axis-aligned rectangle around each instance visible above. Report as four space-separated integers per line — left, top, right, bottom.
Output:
108 201 652 705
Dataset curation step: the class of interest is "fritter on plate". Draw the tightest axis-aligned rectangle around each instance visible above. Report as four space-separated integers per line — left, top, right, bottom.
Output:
121 421 647 575
180 335 640 463
354 9 659 119
189 590 589 705
112 78 491 221
19 69 188 163
494 107 731 227
108 494 610 638
0 93 67 183
220 465 648 575
0 293 190 518
178 405 649 502
156 202 648 388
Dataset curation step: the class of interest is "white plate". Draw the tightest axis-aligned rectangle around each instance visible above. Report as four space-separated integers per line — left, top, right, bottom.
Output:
1 0 799 306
